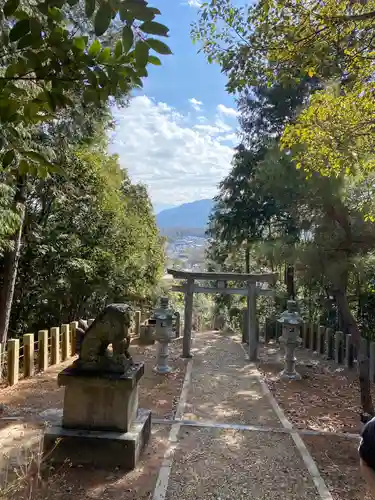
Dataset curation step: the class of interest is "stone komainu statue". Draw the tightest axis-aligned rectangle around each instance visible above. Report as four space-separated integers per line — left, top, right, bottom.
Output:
74 303 133 374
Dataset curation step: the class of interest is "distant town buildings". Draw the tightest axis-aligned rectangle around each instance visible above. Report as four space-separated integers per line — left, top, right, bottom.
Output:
166 235 207 272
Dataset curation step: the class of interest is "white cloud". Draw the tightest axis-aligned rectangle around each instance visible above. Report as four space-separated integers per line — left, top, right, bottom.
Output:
214 118 233 132
197 115 207 123
189 97 203 111
217 103 239 117
109 96 236 205
184 0 202 7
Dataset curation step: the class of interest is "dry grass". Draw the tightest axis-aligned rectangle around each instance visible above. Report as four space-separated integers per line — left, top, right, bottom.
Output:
0 425 170 500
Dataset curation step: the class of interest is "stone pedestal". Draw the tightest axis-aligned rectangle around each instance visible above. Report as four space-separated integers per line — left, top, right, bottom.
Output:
44 409 151 470
43 363 151 470
154 338 173 374
277 301 303 381
279 339 302 381
152 298 175 374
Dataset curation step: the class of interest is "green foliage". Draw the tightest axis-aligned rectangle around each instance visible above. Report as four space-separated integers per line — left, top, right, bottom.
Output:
8 143 164 333
0 0 171 175
281 84 375 180
0 183 20 256
206 81 310 274
193 0 375 91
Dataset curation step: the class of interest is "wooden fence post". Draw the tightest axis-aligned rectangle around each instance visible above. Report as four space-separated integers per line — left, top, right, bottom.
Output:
70 321 78 356
23 333 34 378
360 337 368 364
317 326 325 355
61 324 70 361
7 339 19 386
345 334 354 368
308 322 314 350
51 327 60 365
316 325 321 354
313 323 319 351
134 311 141 336
301 322 309 348
324 328 333 359
334 331 343 364
301 323 307 348
38 330 48 372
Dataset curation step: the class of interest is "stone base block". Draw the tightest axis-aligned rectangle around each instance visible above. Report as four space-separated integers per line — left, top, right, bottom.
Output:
43 408 151 470
58 363 144 432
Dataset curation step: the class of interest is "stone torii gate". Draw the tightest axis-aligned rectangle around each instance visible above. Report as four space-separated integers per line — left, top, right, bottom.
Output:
167 269 277 362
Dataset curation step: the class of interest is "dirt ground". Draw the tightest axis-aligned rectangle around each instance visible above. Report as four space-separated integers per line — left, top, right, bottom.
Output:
304 435 372 500
2 333 373 500
258 342 374 500
0 339 187 499
1 424 170 500
258 343 371 434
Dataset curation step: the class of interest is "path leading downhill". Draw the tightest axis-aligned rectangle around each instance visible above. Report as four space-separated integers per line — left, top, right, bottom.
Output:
156 331 329 500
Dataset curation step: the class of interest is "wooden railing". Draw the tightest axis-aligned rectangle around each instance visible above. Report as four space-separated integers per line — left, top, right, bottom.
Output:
264 318 375 381
0 308 176 388
0 320 83 387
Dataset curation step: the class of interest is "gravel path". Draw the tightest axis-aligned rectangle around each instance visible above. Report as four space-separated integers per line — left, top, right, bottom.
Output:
161 331 322 500
183 331 281 427
166 426 319 500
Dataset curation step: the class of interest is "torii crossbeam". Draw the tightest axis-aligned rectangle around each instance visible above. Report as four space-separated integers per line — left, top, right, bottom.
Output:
167 269 277 361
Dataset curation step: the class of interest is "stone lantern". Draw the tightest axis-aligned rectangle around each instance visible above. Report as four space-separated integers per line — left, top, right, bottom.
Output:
278 300 303 380
152 297 175 374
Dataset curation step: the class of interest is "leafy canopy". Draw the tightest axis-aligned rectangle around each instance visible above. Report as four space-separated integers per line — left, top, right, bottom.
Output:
193 0 375 181
281 83 375 178
0 0 171 175
9 143 164 333
193 0 375 90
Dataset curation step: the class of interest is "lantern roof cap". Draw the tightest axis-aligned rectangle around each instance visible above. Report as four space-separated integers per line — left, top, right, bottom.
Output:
277 300 303 325
152 297 174 320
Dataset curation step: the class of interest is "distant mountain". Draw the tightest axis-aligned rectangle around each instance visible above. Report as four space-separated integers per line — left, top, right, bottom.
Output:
153 203 177 214
156 199 214 230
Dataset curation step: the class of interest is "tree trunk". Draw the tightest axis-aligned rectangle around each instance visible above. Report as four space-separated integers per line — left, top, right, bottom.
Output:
0 178 26 345
334 288 374 415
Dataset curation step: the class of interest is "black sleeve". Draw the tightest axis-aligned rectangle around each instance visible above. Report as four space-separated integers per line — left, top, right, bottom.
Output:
359 417 375 470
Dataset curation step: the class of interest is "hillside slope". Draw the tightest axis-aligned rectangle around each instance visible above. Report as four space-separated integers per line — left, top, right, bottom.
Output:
156 199 213 229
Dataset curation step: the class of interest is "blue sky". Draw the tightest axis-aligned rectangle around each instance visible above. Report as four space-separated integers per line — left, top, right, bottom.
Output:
109 0 238 212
